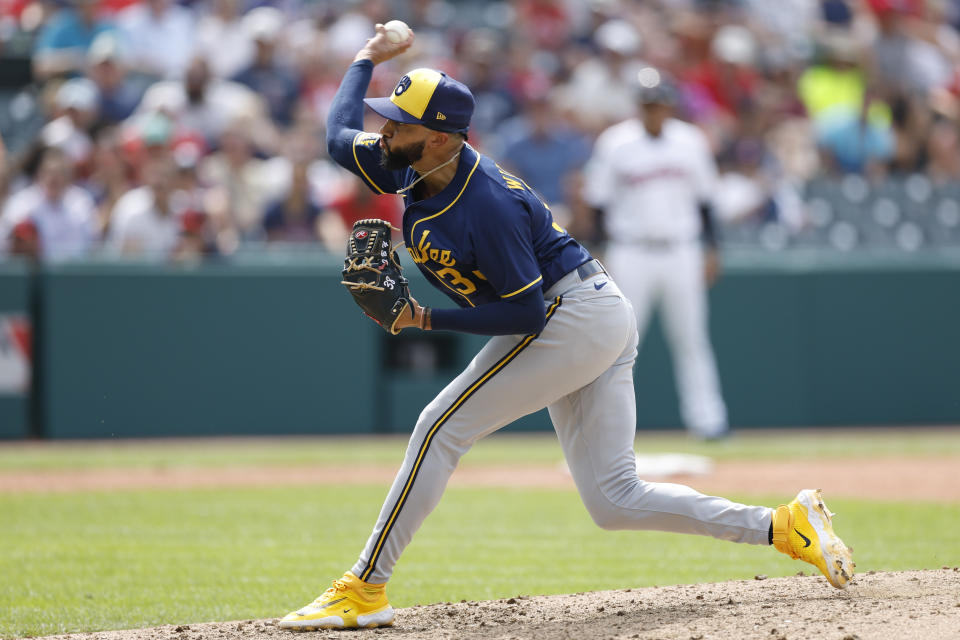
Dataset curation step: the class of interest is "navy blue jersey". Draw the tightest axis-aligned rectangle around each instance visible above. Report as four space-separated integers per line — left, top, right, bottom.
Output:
337 133 590 308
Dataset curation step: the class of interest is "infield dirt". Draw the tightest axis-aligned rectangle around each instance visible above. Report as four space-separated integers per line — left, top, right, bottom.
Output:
37 569 960 640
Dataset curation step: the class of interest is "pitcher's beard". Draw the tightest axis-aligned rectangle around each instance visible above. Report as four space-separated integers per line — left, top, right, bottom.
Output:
380 139 425 171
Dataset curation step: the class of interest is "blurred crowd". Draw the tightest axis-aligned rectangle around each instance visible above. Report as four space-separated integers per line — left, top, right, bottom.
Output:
1 0 960 262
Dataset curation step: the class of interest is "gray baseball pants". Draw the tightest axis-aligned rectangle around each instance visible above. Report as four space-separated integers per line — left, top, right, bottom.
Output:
352 267 772 584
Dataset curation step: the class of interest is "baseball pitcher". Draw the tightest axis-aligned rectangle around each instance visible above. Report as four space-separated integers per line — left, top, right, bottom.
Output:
278 26 854 631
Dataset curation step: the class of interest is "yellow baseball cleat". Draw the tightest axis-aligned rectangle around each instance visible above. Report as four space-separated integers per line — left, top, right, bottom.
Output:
772 489 855 589
278 572 395 630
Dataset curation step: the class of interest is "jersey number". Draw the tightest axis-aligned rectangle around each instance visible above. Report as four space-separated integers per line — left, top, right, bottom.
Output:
436 267 477 296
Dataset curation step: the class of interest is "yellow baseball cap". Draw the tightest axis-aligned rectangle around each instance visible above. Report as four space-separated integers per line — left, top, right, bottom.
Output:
364 68 474 134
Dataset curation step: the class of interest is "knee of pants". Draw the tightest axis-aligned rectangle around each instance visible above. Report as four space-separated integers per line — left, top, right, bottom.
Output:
586 501 636 531
581 477 644 531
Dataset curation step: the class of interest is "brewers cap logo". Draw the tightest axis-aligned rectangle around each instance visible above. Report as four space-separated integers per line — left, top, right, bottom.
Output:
394 75 412 96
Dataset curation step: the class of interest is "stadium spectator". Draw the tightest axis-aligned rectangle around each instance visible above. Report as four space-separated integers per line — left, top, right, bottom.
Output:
456 29 522 144
815 87 893 175
107 153 180 258
296 34 343 128
870 0 956 96
0 147 97 261
116 0 194 79
327 180 402 231
199 122 277 246
134 56 265 147
39 77 99 171
194 0 254 80
262 157 323 245
559 18 645 133
83 126 133 236
85 32 142 126
888 94 932 175
498 92 591 211
231 7 299 128
3 0 960 260
7 218 40 260
32 0 114 81
797 35 868 123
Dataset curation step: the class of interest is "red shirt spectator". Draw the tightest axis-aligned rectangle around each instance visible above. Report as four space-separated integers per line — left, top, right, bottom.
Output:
328 184 402 230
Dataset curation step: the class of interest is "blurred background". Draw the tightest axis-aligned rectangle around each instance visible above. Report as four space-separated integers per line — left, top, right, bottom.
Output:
0 0 959 439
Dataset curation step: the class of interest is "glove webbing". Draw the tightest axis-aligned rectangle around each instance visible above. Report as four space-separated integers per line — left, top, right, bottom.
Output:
341 254 394 291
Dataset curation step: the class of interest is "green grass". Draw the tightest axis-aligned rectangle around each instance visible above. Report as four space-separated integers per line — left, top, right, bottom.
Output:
2 427 960 471
2 429 958 638
2 486 958 639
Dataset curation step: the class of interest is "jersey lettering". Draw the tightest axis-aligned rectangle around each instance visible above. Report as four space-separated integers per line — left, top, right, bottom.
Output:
496 164 525 191
435 267 477 295
407 230 457 268
407 229 432 264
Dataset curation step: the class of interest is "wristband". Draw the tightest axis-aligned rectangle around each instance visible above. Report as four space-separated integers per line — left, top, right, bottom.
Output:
420 306 431 331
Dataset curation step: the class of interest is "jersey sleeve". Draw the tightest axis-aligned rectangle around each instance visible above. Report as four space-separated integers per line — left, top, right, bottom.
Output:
340 132 402 195
471 193 544 300
326 60 401 195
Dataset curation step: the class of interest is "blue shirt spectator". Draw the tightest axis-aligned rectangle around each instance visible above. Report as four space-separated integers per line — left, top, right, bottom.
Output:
34 0 115 80
816 104 894 174
498 97 592 207
86 33 144 125
231 6 299 127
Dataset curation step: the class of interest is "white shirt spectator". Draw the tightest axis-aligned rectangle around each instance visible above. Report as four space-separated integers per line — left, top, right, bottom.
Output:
136 78 263 141
584 117 716 243
559 56 646 131
0 185 97 261
117 0 196 78
195 10 254 79
108 186 181 258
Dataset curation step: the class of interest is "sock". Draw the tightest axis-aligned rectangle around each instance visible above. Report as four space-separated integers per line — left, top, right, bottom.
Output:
768 522 774 545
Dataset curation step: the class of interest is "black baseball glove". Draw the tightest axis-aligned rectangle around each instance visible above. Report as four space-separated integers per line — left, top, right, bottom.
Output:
341 218 414 335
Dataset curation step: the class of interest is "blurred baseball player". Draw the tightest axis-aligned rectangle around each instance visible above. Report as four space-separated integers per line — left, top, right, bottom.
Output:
584 67 729 440
278 27 854 631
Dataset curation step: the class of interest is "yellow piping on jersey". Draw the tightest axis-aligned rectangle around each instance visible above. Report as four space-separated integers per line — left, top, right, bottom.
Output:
358 296 563 582
352 132 386 194
405 152 482 306
408 152 481 241
501 275 543 298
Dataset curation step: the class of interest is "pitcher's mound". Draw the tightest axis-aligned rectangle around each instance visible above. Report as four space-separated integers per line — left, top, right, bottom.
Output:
41 569 959 640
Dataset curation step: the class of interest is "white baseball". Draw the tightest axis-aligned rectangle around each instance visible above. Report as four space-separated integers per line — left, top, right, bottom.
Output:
383 20 411 44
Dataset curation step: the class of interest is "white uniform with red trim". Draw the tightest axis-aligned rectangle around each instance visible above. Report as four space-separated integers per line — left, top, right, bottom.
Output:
584 117 728 438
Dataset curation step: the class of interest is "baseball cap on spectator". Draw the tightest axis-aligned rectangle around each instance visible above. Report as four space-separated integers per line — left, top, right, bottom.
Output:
243 6 284 43
172 137 205 170
364 69 475 134
141 112 173 147
11 219 39 242
87 32 122 65
139 83 186 116
636 67 677 105
594 19 641 56
56 78 99 112
712 25 757 66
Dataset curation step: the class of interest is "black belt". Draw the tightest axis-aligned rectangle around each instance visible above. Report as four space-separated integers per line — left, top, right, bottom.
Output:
576 259 607 281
